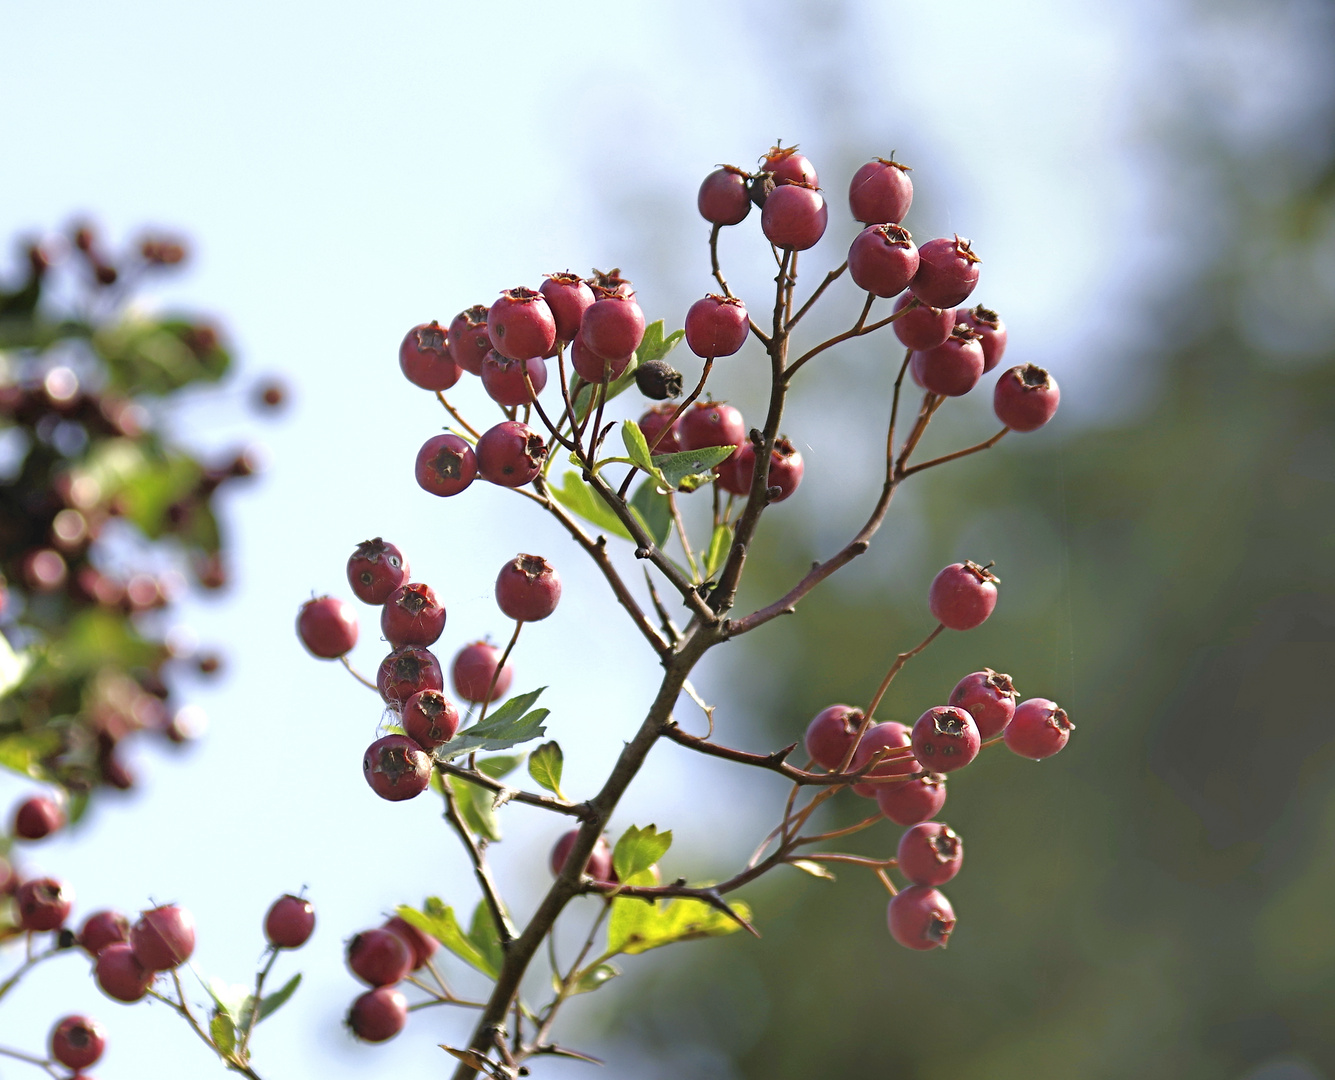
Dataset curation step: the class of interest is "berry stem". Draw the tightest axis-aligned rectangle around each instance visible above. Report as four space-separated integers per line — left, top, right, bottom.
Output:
898 426 1009 479
784 259 848 330
862 624 945 722
434 392 481 441
642 569 681 646
237 946 281 1057
521 371 581 454
0 1044 59 1078
792 811 886 846
476 622 523 727
338 655 378 692
441 780 518 947
433 760 588 818
614 358 715 500
784 292 880 381
667 491 701 581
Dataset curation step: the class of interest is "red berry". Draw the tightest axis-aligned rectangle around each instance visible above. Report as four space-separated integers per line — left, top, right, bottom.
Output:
347 927 413 986
14 794 64 840
678 401 745 452
876 772 947 826
495 554 562 622
451 641 513 704
23 548 66 592
347 538 410 605
581 291 645 362
481 351 546 406
79 910 130 955
380 582 447 648
95 942 153 1002
887 884 955 950
914 325 985 397
897 822 963 887
264 894 316 949
804 704 863 770
910 235 981 309
849 721 918 797
131 904 196 971
16 877 73 931
571 331 631 383
911 706 981 773
848 156 913 224
762 144 818 187
376 646 444 704
957 305 1007 372
488 287 556 361
848 224 920 298
475 421 547 488
697 166 752 226
398 321 461 391
415 433 478 497
382 915 439 969
684 295 749 358
1004 698 1074 759
347 986 408 1042
540 272 595 342
637 404 683 455
362 735 433 801
892 294 956 351
50 1015 107 1070
761 182 828 250
994 363 1060 432
928 560 999 631
549 830 615 883
296 596 358 659
401 689 461 750
448 306 492 375
949 669 1017 739
718 439 804 501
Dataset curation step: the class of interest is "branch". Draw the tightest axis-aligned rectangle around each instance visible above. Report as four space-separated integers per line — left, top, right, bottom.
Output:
434 760 588 818
435 392 481 441
784 300 906 381
785 259 848 330
898 426 1009 479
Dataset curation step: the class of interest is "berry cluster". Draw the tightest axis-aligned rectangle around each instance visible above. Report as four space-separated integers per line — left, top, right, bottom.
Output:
342 916 439 1042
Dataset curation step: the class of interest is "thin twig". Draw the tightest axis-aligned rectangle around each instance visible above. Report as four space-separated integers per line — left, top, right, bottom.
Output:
785 259 848 330
436 392 481 440
616 358 715 499
434 760 588 818
441 782 519 946
899 427 1009 478
864 624 945 721
476 622 523 726
339 655 378 692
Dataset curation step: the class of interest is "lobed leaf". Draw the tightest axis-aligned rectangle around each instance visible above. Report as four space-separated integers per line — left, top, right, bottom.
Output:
606 893 751 957
612 824 673 884
653 444 737 490
448 774 502 842
468 901 505 979
551 471 633 540
434 688 549 760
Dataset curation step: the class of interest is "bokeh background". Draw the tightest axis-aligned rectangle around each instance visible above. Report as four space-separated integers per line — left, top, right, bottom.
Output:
4 1 1335 1078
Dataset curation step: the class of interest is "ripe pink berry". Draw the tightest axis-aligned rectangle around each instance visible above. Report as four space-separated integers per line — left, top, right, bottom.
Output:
892 294 956 351
581 290 646 362
488 287 556 361
401 689 461 750
876 772 947 826
131 904 196 971
539 272 595 342
95 942 153 1001
481 351 547 406
910 235 981 309
495 554 562 622
347 538 410 605
994 363 1060 432
265 894 315 949
475 421 547 488
363 735 433 801
697 165 752 226
637 404 683 455
448 306 492 375
957 304 1007 372
928 560 999 631
1004 698 1074 759
549 830 615 883
451 641 514 704
949 669 1017 739
718 438 804 501
850 721 918 797
804 705 863 770
911 706 981 773
678 401 745 453
848 156 913 224
914 326 985 397
762 144 818 188
14 794 64 840
380 582 447 648
570 331 632 383
398 321 461 391
347 927 413 986
16 877 73 931
897 822 963 887
347 986 408 1042
382 915 439 970
415 433 478 497
376 646 444 704
296 596 358 659
887 884 956 950
79 910 130 956
761 182 828 250
50 1015 106 1070
848 224 919 298
684 295 749 358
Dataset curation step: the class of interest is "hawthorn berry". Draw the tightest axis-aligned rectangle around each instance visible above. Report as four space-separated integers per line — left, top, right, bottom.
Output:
14 794 64 840
487 287 556 361
296 596 359 659
804 704 863 770
130 904 196 971
697 165 752 226
910 235 981 309
914 325 985 397
684 295 749 358
539 272 595 342
448 306 492 375
347 986 408 1042
581 289 646 362
401 688 461 750
398 321 462 391
50 1015 106 1070
994 363 1060 432
362 735 433 801
571 331 632 383
762 143 818 187
382 915 439 969
79 910 130 955
850 721 918 797
887 884 956 950
957 305 1007 372
634 358 683 400
15 876 73 931
451 641 514 704
550 830 615 883
376 646 444 704
264 894 316 949
761 182 828 251
475 421 547 488
381 582 447 648
95 942 153 1002
637 404 684 454
678 401 745 452
347 538 410 605
876 772 948 826
897 822 963 887
928 560 999 631
495 554 562 622
892 293 956 351
415 433 477 498
949 669 1017 739
848 224 919 298
347 927 413 986
1004 698 1074 759
718 439 804 501
481 352 547 406
911 706 981 773
848 156 913 224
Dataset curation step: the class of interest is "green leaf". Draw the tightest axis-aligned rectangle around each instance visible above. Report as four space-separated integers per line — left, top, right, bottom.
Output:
527 741 565 797
0 635 32 698
0 731 59 779
396 899 497 979
476 754 523 780
612 824 673 883
448 774 502 842
204 977 253 1024
256 973 302 1022
788 859 837 881
468 901 505 979
551 471 633 541
571 961 621 995
629 478 672 548
705 523 732 579
653 444 738 489
435 688 549 760
636 321 685 365
606 894 751 957
621 420 660 478
210 1010 237 1057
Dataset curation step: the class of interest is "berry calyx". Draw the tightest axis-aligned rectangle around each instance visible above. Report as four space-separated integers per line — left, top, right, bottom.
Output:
451 641 514 704
481 351 547 406
876 772 948 825
347 926 413 986
911 706 981 773
897 822 963 887
581 290 646 362
637 404 684 454
264 894 316 949
697 165 752 226
475 421 547 488
95 942 153 1002
684 295 749 358
677 401 744 452
848 224 920 298
415 433 478 497
850 721 918 797
887 884 956 950
398 321 462 391
14 794 65 840
495 554 562 622
634 358 683 400
914 325 985 397
79 910 130 956
382 915 439 969
892 294 956 351
848 155 913 224
50 1015 107 1070
448 306 492 375
549 830 616 883
376 646 444 704
760 182 828 251
130 904 196 971
949 669 1017 739
762 143 818 187
347 538 410 605
487 287 556 361
380 582 447 648
362 735 433 801
994 363 1060 432
539 272 595 342
1004 698 1074 759
347 986 408 1042
928 560 999 631
15 876 73 931
910 235 981 309
296 596 359 659
401 688 461 750
804 704 863 770
957 304 1007 372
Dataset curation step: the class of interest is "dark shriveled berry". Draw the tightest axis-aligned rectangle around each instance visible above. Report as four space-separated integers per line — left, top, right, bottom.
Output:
296 596 358 659
401 689 461 750
761 182 828 251
635 358 683 400
495 554 562 622
452 641 514 704
95 942 153 1002
897 822 963 887
804 704 863 770
347 986 408 1042
16 877 73 931
848 155 913 224
928 560 999 631
265 894 316 949
398 321 462 391
14 794 65 840
380 582 447 648
911 706 981 773
697 165 752 226
376 646 444 704
994 363 1060 432
347 539 410 605
1005 698 1074 759
476 422 547 488
50 1014 107 1070
362 735 433 801
415 433 477 497
910 235 981 309
130 904 196 971
448 306 492 375
949 669 1017 739
876 772 947 825
887 884 956 950
347 927 413 986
